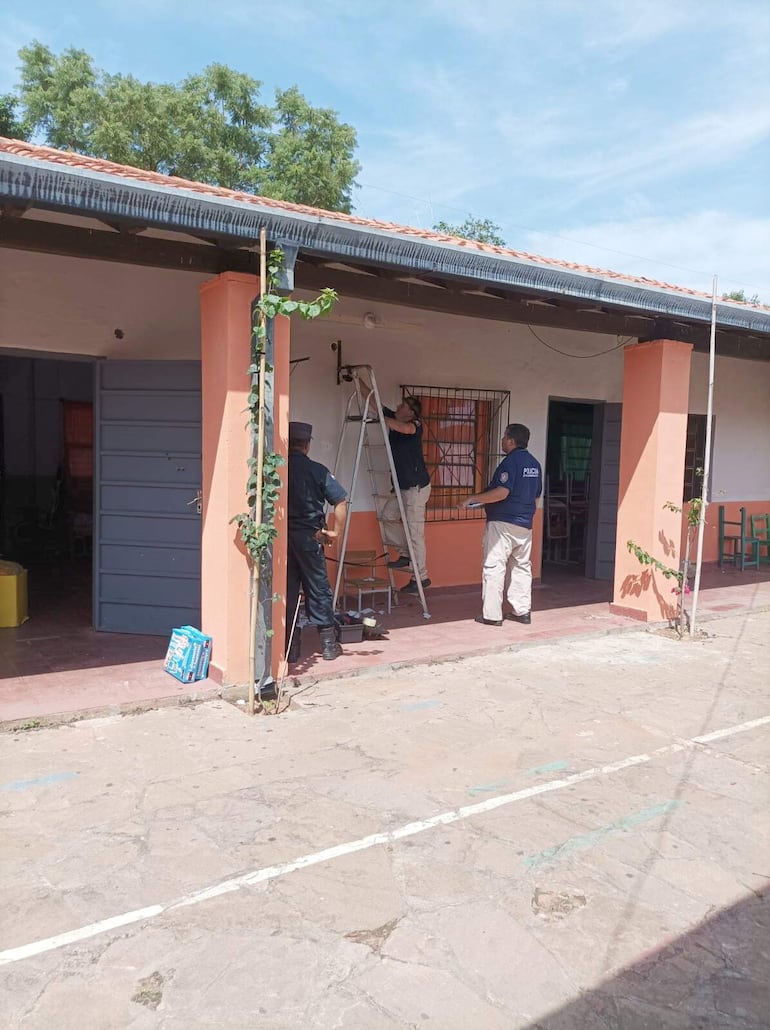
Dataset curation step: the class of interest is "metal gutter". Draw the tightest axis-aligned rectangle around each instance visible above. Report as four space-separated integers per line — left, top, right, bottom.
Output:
2 150 770 338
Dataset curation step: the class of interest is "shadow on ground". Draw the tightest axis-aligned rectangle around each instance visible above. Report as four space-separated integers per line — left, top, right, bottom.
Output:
529 886 770 1029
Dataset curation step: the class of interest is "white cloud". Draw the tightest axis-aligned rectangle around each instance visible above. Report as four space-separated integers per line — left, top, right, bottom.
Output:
521 212 770 299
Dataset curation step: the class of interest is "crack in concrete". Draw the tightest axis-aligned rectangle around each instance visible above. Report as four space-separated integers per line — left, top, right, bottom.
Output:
345 914 404 955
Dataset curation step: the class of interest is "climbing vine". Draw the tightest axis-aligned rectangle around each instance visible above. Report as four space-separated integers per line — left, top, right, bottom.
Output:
627 491 704 634
231 248 337 564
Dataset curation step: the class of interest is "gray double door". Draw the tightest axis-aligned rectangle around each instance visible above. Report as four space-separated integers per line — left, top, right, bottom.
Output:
94 361 202 635
586 403 622 581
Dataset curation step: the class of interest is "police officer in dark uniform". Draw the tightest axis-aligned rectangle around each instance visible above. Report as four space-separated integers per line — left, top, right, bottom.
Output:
286 422 349 664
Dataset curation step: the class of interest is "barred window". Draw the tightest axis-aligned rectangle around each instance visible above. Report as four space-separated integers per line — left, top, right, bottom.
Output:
400 385 511 522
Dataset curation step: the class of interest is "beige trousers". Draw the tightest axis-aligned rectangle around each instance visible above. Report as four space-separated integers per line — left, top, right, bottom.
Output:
482 520 533 621
381 484 431 580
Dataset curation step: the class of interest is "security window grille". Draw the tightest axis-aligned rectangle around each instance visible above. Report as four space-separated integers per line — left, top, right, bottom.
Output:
401 385 511 522
683 414 709 501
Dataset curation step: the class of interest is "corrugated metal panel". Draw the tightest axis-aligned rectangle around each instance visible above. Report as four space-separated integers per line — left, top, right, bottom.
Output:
94 360 201 635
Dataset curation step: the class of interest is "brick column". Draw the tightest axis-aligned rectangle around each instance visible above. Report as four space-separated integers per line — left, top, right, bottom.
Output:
611 339 692 622
199 273 289 685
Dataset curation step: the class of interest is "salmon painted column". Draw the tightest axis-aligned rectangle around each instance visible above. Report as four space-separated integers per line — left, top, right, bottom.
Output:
611 339 692 622
199 272 290 685
271 315 290 676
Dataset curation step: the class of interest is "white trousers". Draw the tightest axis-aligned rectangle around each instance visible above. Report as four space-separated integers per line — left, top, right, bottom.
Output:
381 484 431 580
482 520 533 621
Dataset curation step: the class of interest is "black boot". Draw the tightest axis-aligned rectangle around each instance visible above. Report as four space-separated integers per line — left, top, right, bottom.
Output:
287 626 301 664
318 625 342 661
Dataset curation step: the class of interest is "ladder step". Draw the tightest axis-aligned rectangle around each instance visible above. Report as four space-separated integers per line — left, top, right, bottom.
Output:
345 415 380 423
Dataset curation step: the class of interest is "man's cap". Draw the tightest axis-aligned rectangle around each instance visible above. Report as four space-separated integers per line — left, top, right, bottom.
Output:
289 421 313 441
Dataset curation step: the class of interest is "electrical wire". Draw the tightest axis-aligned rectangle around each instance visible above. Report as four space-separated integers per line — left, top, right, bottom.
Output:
526 325 635 358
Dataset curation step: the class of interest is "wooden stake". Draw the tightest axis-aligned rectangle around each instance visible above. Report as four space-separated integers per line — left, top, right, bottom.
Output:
248 228 268 715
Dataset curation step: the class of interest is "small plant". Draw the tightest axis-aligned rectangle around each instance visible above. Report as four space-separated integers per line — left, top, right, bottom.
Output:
627 484 704 636
12 718 42 732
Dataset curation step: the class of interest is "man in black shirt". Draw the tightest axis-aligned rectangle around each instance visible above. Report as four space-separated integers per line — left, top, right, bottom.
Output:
286 422 349 663
381 397 431 594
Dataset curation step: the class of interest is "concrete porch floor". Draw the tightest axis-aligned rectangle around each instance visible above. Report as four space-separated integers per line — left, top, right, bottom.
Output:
1 562 769 726
288 562 770 684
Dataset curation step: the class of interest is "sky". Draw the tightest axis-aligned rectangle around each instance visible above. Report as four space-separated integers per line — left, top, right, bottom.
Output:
2 0 769 299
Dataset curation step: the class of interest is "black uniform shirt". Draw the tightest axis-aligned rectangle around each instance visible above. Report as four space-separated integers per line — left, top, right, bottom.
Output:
383 407 431 490
288 451 347 532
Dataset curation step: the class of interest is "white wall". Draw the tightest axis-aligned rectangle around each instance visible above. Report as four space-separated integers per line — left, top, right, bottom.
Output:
689 351 770 502
0 248 206 359
2 252 768 505
290 296 627 510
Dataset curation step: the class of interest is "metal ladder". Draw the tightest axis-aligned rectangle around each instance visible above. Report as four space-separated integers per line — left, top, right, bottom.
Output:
332 364 431 620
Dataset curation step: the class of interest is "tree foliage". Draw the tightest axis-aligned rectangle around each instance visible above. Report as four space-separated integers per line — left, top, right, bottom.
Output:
433 216 506 247
11 42 360 212
722 288 761 305
0 93 29 138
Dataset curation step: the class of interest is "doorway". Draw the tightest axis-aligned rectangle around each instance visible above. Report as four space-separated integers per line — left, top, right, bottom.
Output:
0 354 95 628
543 399 622 582
544 400 595 574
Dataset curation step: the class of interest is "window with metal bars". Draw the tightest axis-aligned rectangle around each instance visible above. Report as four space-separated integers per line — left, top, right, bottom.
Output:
400 385 511 522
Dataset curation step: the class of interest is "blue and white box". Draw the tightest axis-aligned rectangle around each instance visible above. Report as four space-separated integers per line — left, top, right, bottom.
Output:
180 626 213 681
163 627 203 683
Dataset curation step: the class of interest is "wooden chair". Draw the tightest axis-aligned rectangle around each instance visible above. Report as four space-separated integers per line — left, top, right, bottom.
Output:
544 477 570 563
749 513 770 565
718 506 760 571
342 550 392 614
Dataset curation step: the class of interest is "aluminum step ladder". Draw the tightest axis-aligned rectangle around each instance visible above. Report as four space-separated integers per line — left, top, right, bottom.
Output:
332 364 431 620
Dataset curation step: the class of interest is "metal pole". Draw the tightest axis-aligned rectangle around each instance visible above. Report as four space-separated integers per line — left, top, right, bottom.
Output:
689 274 718 637
248 228 268 713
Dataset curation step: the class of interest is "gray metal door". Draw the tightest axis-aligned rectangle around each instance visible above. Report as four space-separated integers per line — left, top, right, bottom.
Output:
585 403 622 581
94 361 202 635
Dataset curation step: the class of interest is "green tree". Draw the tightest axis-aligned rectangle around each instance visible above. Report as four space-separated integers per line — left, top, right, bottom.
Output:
433 216 506 247
722 288 760 305
13 42 360 212
0 93 29 138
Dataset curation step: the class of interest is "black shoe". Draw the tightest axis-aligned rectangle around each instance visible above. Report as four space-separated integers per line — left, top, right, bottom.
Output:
475 616 502 627
401 578 431 594
387 555 411 569
318 625 343 661
504 612 531 625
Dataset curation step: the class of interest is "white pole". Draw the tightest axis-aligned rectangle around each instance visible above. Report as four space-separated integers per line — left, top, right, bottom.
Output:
689 274 718 636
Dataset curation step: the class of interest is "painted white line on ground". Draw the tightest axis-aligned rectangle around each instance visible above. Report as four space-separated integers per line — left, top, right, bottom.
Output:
693 714 770 744
0 907 164 966
2 712 769 967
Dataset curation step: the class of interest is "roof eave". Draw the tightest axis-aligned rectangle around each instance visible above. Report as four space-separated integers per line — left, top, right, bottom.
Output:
2 150 770 338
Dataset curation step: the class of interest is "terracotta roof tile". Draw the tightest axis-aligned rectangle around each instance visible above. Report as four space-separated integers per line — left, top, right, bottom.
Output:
1 136 767 312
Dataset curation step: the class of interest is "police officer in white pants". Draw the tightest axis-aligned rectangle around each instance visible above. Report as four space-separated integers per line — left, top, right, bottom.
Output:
461 423 542 626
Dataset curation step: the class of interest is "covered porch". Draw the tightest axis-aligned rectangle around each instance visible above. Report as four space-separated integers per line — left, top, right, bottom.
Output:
2 138 770 711
2 563 769 726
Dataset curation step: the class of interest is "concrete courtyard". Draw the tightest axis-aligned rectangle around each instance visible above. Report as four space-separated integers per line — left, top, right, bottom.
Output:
1 609 768 1028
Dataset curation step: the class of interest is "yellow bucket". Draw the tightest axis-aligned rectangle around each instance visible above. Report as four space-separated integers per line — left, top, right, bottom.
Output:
0 561 29 628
